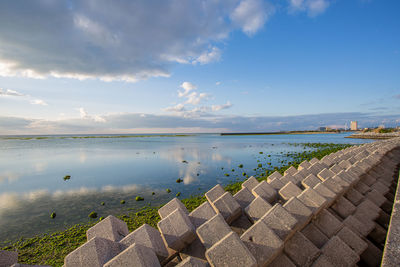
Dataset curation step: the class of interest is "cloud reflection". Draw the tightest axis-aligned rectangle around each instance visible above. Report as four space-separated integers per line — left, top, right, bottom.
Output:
0 184 141 216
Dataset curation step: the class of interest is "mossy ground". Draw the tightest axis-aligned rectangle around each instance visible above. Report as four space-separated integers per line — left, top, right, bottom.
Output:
1 142 352 266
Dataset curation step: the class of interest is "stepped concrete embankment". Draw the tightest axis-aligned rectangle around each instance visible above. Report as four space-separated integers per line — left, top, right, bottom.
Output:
347 132 400 140
2 138 400 267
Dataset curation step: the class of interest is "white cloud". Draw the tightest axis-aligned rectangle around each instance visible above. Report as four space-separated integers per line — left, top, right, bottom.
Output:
0 1 273 82
30 99 48 106
0 88 24 97
216 81 221 86
77 107 106 123
2 112 400 135
212 101 233 111
166 82 229 117
288 0 330 16
164 103 186 113
230 0 274 36
193 47 221 64
185 92 210 105
178 82 197 98
1 87 48 106
78 107 88 119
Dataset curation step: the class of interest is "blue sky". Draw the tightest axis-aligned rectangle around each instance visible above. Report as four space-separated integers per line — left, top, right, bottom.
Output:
0 0 399 134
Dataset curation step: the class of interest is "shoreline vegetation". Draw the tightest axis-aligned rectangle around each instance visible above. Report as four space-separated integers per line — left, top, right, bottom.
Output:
1 142 352 267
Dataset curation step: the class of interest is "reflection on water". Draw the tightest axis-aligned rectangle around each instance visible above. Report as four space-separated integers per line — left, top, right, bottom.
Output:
0 133 371 243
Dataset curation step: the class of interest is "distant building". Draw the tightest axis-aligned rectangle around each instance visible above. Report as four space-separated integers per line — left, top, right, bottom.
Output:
319 127 327 131
350 121 358 131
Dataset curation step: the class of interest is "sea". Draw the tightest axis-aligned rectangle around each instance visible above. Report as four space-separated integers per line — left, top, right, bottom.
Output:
0 133 371 243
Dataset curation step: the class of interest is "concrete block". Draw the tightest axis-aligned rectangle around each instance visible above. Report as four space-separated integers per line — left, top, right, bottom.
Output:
240 219 283 266
353 199 380 224
278 181 302 201
317 169 335 181
233 187 255 209
176 256 208 267
159 198 189 219
279 174 297 186
367 223 387 246
309 158 320 164
354 181 370 195
297 160 311 170
361 174 377 186
321 177 343 195
343 215 374 237
284 166 297 176
196 214 232 249
65 237 125 267
371 181 389 195
104 243 161 267
179 237 206 261
331 196 356 219
158 208 196 251
366 189 386 207
313 210 342 238
296 168 311 180
313 183 336 206
86 215 129 242
0 250 18 267
244 196 272 223
267 171 282 182
261 204 298 241
251 180 277 203
336 226 368 255
283 197 313 229
297 187 327 215
211 192 241 224
302 174 321 189
301 223 329 249
337 170 358 185
360 239 382 267
345 188 364 206
311 162 325 174
284 232 320 267
268 253 296 267
298 160 311 170
242 176 259 191
120 223 168 262
311 255 335 267
205 231 257 267
329 164 342 174
230 214 252 236
268 178 285 190
321 236 359 267
205 184 225 203
188 201 216 229
291 173 305 185
331 174 350 192
338 160 352 170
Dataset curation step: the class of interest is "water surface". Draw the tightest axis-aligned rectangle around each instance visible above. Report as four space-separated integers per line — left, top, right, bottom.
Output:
0 133 371 243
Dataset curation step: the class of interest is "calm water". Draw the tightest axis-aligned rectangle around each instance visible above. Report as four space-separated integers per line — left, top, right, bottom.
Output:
0 133 371 243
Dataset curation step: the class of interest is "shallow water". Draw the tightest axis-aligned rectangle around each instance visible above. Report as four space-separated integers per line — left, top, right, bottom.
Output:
0 133 371 243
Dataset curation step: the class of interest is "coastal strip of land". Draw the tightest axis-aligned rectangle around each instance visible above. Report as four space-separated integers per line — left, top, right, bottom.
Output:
220 130 339 136
346 132 400 140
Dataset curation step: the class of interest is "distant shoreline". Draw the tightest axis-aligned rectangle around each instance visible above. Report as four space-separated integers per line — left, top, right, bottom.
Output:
0 134 193 140
220 131 340 136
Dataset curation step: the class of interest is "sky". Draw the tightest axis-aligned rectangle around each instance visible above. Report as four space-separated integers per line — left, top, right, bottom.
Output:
0 0 399 134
